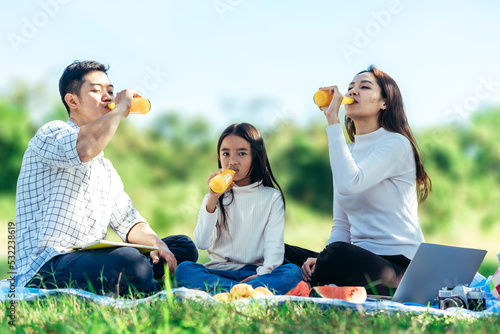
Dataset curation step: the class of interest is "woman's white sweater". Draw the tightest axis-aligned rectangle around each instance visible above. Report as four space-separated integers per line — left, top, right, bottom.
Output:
326 123 424 260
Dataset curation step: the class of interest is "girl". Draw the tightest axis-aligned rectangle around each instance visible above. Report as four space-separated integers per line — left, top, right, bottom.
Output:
175 123 302 295
286 65 432 296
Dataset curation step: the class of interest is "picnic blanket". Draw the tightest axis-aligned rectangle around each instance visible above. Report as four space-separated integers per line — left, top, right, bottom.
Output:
2 273 500 318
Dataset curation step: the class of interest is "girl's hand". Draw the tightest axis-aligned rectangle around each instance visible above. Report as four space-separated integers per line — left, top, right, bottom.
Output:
206 169 234 198
205 169 234 213
207 169 223 195
318 86 343 126
240 274 258 283
301 257 317 282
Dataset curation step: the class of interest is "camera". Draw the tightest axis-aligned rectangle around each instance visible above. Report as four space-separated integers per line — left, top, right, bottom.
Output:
437 285 486 311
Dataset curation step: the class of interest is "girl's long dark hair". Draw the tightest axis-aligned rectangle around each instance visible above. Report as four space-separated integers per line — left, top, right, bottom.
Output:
215 123 285 240
345 65 432 202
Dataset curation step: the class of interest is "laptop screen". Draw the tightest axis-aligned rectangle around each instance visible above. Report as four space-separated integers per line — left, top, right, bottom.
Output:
390 243 487 305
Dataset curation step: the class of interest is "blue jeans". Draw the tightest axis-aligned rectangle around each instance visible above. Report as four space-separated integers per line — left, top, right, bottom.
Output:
28 235 198 296
175 262 302 295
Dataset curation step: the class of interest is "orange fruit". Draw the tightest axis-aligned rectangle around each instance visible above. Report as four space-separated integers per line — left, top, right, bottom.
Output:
213 292 231 302
254 286 273 296
230 283 254 299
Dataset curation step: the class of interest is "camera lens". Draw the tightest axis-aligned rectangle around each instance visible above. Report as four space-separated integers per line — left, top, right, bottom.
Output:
467 298 486 311
440 297 465 310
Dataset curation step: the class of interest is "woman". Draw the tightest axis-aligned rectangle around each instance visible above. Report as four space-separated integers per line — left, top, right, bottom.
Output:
286 65 431 296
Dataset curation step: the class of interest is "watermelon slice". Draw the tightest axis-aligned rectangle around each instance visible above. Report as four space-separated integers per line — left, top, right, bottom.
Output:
286 281 312 297
313 285 367 304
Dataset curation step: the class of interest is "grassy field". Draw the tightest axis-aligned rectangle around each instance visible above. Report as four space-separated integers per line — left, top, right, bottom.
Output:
2 294 500 333
3 245 498 333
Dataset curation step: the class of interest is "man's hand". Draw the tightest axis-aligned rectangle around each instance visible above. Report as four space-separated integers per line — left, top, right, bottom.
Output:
150 240 177 279
113 89 143 119
301 257 317 282
75 89 140 162
127 222 177 278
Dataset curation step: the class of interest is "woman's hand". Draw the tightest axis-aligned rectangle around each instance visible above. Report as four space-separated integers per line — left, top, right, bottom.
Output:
301 257 317 282
318 85 344 126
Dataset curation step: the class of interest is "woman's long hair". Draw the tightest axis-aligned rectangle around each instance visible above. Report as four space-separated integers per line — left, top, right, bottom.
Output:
345 65 432 202
215 123 285 241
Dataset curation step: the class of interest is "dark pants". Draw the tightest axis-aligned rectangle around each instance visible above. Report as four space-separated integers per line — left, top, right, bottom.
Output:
284 242 410 296
28 235 198 296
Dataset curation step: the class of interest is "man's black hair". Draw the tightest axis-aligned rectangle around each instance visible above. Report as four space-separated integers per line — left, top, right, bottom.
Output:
59 60 109 115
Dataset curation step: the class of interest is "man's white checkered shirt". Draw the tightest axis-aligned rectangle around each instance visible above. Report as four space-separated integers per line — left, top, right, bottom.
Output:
15 120 147 287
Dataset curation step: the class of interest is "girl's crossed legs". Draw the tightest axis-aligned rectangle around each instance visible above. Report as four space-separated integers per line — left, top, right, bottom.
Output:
175 262 302 295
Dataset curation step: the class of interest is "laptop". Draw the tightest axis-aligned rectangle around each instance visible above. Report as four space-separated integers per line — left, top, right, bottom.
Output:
369 243 487 305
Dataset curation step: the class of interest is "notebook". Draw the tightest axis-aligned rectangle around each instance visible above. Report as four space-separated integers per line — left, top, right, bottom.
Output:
68 240 159 253
369 243 487 305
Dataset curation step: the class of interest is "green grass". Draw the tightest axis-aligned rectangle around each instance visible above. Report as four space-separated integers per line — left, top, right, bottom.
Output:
0 257 7 281
2 295 500 333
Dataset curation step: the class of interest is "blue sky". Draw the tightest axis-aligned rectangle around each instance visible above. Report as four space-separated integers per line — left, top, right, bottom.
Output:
2 0 500 133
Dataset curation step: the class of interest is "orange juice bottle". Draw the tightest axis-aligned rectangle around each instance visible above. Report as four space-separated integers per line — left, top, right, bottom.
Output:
108 97 151 114
209 169 236 194
313 90 354 107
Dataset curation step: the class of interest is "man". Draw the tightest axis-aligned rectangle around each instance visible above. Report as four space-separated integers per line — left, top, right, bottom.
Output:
15 60 198 295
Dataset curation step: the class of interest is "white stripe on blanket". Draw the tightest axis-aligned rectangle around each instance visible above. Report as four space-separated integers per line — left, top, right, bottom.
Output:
2 273 499 317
